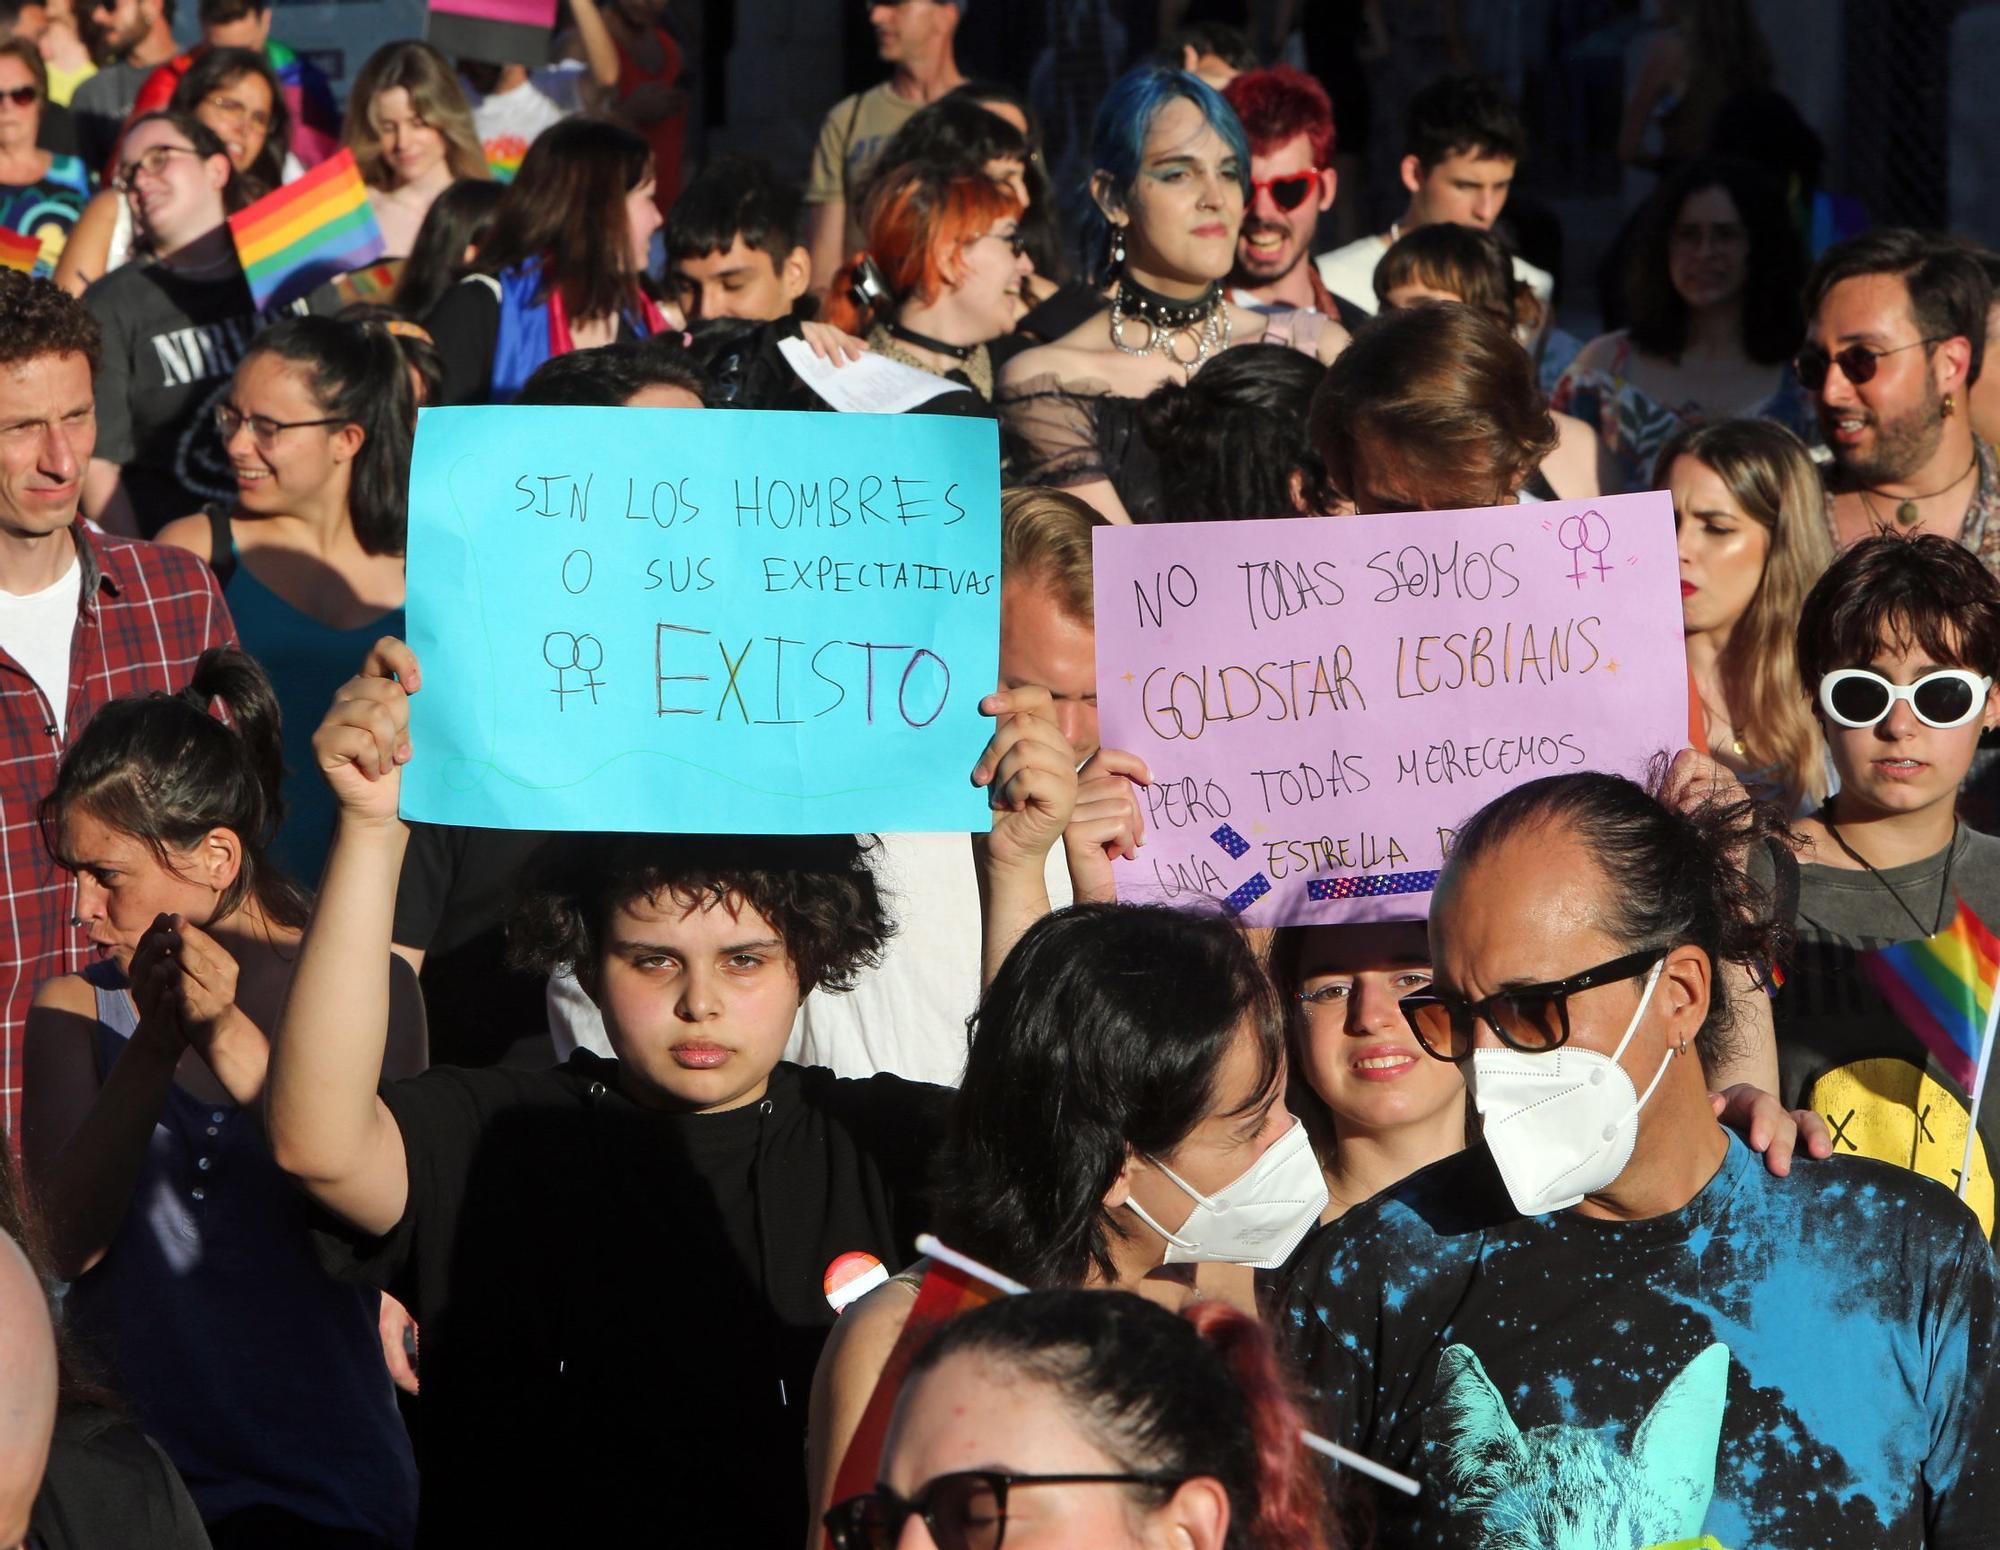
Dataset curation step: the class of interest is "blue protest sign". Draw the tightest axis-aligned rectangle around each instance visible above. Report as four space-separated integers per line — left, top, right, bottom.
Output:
401 406 1000 833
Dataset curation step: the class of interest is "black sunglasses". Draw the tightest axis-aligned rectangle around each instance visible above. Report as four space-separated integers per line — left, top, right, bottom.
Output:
825 1469 1184 1550
1404 947 1668 1064
1249 170 1319 211
1793 336 1946 391
0 85 38 108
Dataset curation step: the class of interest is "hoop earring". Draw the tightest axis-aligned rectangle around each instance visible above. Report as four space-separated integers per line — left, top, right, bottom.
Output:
1943 391 1956 419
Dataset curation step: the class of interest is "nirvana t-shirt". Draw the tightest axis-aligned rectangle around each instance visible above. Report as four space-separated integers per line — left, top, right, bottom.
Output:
313 1053 947 1545
1278 1134 1998 1550
84 262 333 536
1775 827 2000 1240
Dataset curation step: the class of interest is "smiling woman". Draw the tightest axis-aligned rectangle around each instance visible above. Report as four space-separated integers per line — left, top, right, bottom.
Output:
0 38 89 279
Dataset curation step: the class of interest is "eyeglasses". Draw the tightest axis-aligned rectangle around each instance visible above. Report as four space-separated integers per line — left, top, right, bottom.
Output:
1404 948 1670 1064
1793 337 1946 391
1248 169 1322 211
0 85 40 108
214 403 344 447
825 1470 1185 1550
111 143 202 192
975 228 1029 258
1818 667 1994 730
202 92 271 132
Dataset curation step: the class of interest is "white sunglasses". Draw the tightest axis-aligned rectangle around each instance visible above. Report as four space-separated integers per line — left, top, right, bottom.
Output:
1817 668 1994 730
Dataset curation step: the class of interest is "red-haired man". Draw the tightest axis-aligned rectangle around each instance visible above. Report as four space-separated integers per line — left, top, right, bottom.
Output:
1222 65 1364 331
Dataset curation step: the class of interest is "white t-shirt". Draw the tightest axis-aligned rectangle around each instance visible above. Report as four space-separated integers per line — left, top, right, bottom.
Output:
546 833 1075 1087
0 557 82 737
464 62 587 177
1315 230 1554 325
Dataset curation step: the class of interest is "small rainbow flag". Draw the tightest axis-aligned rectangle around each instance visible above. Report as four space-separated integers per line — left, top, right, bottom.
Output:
228 149 385 310
331 258 405 306
822 1254 1003 1547
0 227 42 274
1861 898 2000 1092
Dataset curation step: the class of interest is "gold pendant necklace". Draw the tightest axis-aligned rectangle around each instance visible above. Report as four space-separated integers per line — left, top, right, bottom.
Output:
1861 450 1978 528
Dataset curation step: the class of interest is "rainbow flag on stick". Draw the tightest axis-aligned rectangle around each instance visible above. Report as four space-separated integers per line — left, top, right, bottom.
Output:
1861 897 2000 1200
228 150 385 310
0 227 42 274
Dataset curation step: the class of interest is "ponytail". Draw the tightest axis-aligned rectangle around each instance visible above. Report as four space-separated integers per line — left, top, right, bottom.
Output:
239 314 414 556
818 159 1021 337
41 646 310 929
1181 1300 1334 1550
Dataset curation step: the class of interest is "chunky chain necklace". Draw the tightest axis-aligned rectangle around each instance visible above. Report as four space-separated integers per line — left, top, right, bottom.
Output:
1109 276 1230 369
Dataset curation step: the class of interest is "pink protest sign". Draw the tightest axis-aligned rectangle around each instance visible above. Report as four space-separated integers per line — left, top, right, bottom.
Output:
426 0 556 64
1092 493 1688 926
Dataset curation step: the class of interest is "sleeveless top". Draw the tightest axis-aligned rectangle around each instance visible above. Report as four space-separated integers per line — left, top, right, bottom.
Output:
61 961 418 1544
205 505 404 884
998 308 1332 523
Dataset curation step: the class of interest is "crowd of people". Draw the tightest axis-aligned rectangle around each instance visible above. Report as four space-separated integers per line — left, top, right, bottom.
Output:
0 0 1995 1547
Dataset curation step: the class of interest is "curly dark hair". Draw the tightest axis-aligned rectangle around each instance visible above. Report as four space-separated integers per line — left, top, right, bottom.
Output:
0 271 103 375
1626 157 1804 366
506 833 892 996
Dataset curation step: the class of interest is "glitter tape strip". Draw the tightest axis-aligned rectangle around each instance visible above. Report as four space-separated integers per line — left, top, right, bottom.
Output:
1210 823 1249 859
1306 870 1441 902
1223 872 1271 914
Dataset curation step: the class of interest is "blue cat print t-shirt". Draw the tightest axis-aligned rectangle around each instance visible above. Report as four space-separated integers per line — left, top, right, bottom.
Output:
1278 1132 1998 1550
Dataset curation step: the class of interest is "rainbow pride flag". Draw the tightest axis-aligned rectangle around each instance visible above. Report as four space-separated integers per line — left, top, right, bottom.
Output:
228 150 385 310
0 227 42 274
1861 898 2000 1092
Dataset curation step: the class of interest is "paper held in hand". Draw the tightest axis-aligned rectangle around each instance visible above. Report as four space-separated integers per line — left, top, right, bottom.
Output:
1091 493 1689 926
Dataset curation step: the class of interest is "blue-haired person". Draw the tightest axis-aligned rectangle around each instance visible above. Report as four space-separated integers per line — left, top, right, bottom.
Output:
997 65 1348 525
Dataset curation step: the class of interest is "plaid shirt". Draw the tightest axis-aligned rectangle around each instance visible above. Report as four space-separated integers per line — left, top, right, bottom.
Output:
0 526 233 1137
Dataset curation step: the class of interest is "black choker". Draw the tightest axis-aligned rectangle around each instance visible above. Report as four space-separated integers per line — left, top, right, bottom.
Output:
1114 276 1223 331
886 321 976 361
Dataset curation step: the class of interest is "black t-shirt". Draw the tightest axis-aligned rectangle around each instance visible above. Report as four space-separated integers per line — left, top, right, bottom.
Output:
30 1406 212 1550
83 261 336 536
314 1053 947 1546
391 821 556 1067
1278 1134 1999 1550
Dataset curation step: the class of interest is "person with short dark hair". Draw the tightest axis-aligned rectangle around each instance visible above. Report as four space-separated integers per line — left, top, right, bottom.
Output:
1221 65 1360 329
1139 342 1335 519
67 0 175 173
1315 74 1547 324
1556 158 1812 494
1803 229 1998 573
1778 533 2000 1237
1151 20 1253 91
0 270 233 1140
665 152 811 324
1282 766 1999 1548
264 633 990 1543
803 0 965 296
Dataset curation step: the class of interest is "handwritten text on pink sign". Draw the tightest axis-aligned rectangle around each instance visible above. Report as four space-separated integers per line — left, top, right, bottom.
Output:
1091 494 1687 925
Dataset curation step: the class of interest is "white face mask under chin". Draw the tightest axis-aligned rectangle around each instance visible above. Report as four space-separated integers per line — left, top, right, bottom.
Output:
1467 958 1677 1217
1121 1115 1330 1270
